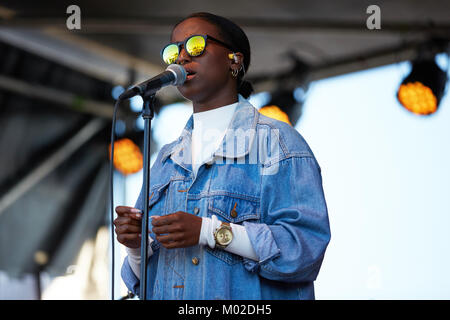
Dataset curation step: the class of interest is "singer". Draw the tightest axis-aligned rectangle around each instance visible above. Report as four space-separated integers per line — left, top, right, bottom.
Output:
114 12 331 300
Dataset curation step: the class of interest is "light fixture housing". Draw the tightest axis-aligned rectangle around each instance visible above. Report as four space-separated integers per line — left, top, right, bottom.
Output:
397 57 448 115
259 89 305 125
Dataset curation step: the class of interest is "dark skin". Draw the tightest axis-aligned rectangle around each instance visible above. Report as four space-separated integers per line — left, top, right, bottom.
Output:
173 17 244 113
114 17 244 250
114 207 203 249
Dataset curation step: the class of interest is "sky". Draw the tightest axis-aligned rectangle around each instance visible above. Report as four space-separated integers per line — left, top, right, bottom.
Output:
125 54 450 299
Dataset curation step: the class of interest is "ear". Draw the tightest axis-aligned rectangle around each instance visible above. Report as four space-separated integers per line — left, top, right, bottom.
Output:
229 52 245 74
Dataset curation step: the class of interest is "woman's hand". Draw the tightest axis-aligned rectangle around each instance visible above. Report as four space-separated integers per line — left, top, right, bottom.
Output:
114 206 143 249
151 211 202 249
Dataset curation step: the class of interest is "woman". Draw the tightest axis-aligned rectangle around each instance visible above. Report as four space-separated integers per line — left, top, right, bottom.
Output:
114 12 331 300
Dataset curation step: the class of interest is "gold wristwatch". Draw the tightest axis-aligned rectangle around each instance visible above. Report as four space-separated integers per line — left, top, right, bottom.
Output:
214 222 233 249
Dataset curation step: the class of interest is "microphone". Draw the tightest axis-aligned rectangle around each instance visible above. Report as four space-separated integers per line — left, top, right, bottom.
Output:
119 64 186 100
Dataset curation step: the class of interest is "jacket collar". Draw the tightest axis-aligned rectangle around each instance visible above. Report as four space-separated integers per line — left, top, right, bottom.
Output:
161 95 258 171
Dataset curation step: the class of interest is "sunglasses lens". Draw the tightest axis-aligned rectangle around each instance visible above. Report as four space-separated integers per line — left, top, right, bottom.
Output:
162 44 179 64
186 36 206 56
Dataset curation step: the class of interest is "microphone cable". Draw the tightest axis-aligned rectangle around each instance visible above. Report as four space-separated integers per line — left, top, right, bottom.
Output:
109 98 121 300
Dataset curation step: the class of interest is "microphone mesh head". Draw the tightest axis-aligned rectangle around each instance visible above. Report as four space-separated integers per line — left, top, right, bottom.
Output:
166 64 186 86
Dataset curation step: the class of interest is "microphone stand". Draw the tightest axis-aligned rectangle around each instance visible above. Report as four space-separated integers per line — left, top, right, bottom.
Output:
112 66 185 299
139 92 155 300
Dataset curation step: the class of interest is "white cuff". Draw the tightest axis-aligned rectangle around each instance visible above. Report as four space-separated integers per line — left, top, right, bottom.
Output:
199 215 220 249
125 236 154 279
226 222 259 261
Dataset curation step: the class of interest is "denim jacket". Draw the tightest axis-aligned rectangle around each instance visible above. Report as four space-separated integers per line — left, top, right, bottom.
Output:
121 97 331 300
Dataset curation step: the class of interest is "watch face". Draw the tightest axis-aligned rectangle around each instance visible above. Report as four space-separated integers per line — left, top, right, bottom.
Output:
216 228 233 245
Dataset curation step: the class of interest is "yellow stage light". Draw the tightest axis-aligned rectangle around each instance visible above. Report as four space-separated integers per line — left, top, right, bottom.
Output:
259 105 292 125
397 58 447 115
109 138 143 175
397 81 438 115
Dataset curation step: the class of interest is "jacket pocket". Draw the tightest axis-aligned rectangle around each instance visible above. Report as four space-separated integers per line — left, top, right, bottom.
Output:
207 193 260 223
205 194 260 265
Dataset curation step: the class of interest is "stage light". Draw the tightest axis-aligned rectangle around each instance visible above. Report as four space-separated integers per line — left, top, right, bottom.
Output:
111 85 125 100
130 95 144 112
109 138 143 175
258 88 305 125
397 58 448 115
259 105 291 125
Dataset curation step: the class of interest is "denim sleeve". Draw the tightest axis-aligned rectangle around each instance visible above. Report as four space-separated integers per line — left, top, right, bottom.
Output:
243 156 331 283
121 256 141 296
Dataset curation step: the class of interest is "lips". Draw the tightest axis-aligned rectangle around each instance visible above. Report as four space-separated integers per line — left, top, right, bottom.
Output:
184 67 197 81
186 73 196 81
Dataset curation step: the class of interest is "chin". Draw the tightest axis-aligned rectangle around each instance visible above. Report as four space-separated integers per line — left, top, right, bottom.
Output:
177 84 204 102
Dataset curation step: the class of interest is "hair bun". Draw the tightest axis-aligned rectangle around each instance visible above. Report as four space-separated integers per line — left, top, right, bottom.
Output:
238 80 254 99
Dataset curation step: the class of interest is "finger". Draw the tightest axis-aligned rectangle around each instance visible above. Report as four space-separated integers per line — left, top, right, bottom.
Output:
117 233 141 244
156 232 184 243
155 234 173 243
122 211 143 222
151 216 171 227
115 206 133 216
116 224 141 234
129 212 142 221
153 223 182 235
152 225 170 235
115 206 142 217
151 213 180 226
114 216 141 227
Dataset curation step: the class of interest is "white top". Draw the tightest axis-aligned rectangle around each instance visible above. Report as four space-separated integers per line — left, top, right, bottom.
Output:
191 100 238 176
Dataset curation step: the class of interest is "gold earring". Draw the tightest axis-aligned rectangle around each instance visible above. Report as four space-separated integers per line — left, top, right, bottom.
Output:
231 68 239 77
